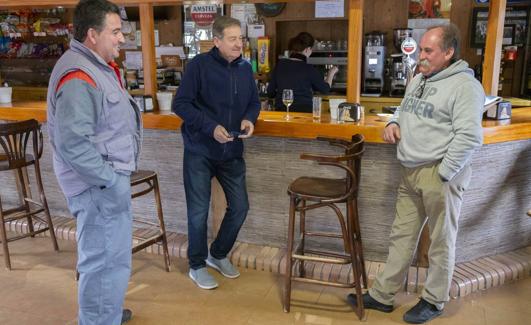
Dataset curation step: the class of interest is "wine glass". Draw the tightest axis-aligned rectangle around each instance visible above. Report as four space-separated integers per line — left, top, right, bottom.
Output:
282 89 294 120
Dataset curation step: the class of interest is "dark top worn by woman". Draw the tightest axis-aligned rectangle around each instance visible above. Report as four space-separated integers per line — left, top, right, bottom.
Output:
267 54 331 113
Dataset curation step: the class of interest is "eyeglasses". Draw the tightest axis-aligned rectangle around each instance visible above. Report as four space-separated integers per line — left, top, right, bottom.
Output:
414 77 427 99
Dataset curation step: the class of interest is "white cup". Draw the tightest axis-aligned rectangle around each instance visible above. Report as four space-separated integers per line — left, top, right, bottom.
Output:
156 92 173 111
0 87 12 104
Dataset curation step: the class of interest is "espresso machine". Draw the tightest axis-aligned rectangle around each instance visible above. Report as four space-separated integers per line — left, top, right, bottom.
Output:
389 28 413 96
362 31 386 96
308 42 348 91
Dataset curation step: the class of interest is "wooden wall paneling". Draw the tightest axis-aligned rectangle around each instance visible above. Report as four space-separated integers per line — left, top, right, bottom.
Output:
156 5 183 46
450 0 482 69
482 0 507 96
139 3 158 99
347 0 364 103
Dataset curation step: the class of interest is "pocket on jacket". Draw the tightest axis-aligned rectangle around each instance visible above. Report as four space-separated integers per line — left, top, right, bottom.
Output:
105 134 134 170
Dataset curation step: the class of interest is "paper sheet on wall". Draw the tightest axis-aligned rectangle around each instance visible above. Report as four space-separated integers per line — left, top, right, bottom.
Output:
231 4 256 37
315 0 344 18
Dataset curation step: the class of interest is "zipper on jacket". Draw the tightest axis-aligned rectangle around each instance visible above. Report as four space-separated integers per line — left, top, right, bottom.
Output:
223 64 233 159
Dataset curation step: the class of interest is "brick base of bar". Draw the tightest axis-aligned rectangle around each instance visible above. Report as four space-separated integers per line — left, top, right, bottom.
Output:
7 215 531 299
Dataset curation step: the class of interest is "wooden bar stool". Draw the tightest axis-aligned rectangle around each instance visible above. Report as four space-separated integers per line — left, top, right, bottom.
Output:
130 170 171 272
283 134 367 320
0 119 59 270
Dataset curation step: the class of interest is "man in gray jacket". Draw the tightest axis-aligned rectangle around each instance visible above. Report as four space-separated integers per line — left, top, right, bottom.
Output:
47 1 141 324
348 24 484 324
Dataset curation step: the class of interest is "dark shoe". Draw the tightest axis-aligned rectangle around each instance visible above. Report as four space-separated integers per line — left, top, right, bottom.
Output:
403 299 443 324
347 292 393 313
121 309 133 324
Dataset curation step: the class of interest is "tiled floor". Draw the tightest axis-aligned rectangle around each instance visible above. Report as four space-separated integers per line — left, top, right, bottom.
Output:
0 236 530 325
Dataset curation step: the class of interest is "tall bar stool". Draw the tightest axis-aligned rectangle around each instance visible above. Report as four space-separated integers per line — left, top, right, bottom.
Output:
76 170 171 280
130 170 171 272
0 119 59 270
283 134 367 320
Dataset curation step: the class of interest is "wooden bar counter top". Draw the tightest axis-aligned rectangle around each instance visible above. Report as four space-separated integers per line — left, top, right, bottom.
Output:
1 100 530 144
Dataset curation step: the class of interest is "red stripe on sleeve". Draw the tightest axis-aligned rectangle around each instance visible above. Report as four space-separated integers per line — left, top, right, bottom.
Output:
56 70 97 92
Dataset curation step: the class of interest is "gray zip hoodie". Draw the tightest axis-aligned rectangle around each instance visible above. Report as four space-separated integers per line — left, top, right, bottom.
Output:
388 60 484 181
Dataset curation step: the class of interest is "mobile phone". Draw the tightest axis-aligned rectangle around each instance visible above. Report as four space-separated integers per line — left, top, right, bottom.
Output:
229 130 247 138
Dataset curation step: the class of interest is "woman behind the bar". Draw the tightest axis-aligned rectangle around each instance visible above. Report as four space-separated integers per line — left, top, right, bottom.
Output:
267 32 338 112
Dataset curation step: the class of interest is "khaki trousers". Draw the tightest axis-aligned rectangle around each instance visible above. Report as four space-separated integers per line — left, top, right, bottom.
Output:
369 161 471 310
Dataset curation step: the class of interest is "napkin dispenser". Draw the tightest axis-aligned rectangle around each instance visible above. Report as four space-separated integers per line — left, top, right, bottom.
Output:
338 102 363 122
485 100 511 120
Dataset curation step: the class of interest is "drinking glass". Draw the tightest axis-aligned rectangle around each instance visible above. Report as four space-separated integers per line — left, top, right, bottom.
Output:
282 89 294 120
312 96 321 121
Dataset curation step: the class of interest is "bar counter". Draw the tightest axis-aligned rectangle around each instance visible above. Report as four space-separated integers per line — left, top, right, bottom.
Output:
1 100 530 263
1 100 530 144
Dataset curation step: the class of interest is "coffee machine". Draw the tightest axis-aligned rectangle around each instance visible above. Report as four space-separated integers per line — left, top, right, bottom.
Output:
362 31 386 96
308 48 348 91
389 28 413 96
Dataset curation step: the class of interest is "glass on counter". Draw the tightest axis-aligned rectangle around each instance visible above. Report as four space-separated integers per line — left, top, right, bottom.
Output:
312 96 321 121
282 89 293 120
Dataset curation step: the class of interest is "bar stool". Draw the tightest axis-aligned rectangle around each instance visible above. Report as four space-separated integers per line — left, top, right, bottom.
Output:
283 134 367 320
130 170 171 272
76 170 171 280
0 119 59 270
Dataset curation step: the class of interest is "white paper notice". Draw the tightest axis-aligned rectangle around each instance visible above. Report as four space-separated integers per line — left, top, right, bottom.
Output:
231 4 256 37
247 24 265 38
315 0 344 18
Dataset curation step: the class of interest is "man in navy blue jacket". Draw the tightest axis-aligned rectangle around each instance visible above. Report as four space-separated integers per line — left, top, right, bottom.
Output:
173 16 260 290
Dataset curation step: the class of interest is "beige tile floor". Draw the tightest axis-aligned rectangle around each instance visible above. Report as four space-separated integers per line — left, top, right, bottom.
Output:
0 235 530 325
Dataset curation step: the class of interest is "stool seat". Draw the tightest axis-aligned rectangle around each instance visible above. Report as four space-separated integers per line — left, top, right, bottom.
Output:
288 177 347 200
130 169 156 185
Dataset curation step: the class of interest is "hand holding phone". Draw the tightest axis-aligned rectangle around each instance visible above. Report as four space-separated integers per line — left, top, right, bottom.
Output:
228 130 247 138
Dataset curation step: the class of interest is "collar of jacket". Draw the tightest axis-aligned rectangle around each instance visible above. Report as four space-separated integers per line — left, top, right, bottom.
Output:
209 46 243 67
289 52 307 62
69 39 114 72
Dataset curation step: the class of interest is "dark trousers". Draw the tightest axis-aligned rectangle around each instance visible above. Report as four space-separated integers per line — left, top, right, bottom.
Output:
183 149 249 270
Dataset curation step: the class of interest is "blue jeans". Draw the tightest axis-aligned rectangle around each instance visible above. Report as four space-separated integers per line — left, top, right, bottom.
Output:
183 150 249 270
67 173 132 325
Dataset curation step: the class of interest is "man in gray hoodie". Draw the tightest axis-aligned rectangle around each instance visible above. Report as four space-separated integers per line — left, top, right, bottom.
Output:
347 24 484 324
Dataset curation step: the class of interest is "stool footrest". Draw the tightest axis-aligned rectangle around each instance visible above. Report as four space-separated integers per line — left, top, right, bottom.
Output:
132 234 164 254
7 226 50 242
292 276 355 288
133 218 160 228
3 207 45 222
292 253 350 265
304 231 343 239
24 198 44 207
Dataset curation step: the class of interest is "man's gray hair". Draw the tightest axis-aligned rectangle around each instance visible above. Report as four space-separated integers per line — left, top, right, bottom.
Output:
212 16 241 39
427 23 461 63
